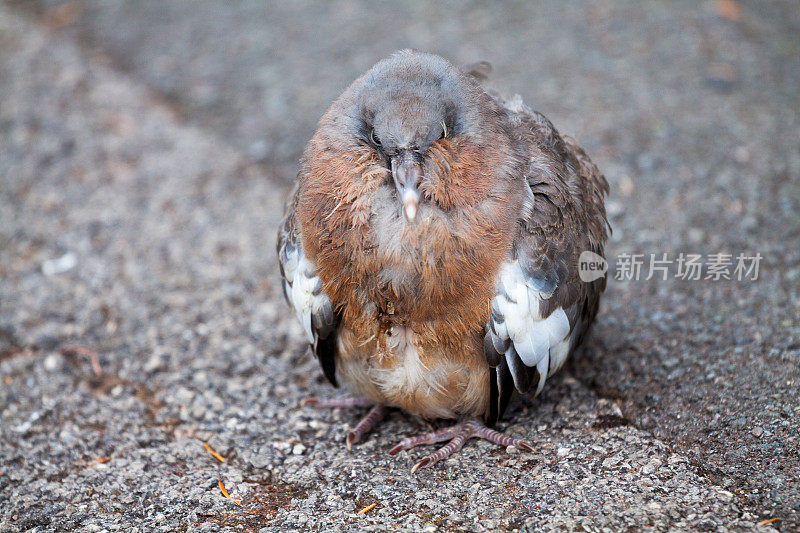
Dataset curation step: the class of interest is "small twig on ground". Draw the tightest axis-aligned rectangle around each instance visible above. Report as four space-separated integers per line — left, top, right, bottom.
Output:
358 503 377 515
86 457 110 468
203 442 226 463
218 479 241 506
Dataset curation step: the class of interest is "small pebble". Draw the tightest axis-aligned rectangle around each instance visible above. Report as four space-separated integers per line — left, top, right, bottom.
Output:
41 252 77 275
44 354 62 371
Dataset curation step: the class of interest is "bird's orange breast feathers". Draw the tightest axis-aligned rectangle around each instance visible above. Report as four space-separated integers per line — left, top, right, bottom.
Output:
296 135 521 352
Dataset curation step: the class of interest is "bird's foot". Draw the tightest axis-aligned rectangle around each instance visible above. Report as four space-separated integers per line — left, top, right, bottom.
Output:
389 418 533 473
301 397 388 450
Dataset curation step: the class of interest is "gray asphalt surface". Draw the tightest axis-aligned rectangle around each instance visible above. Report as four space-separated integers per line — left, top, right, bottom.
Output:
1 1 798 531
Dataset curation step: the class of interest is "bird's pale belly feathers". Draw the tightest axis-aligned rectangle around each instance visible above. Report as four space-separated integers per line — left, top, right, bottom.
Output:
335 324 489 420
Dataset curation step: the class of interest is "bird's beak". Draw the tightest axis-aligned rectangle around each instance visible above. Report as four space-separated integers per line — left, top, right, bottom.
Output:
391 150 422 222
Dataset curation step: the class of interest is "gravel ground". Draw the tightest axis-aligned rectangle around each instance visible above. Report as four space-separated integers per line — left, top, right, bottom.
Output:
1 1 798 531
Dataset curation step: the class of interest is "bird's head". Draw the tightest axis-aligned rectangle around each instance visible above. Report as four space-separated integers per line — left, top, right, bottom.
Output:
335 50 492 223
363 91 450 222
298 51 523 308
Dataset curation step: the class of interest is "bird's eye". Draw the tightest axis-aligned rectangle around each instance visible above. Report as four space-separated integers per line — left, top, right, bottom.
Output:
369 129 381 147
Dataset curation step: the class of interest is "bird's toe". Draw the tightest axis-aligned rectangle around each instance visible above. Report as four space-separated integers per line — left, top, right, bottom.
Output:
389 418 532 473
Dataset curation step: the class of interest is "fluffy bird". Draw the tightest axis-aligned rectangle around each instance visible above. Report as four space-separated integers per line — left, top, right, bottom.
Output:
278 50 609 472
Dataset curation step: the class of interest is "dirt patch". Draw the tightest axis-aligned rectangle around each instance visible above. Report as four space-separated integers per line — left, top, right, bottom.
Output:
196 481 309 531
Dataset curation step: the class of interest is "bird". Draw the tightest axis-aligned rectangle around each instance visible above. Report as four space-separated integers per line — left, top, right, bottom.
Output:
277 50 609 472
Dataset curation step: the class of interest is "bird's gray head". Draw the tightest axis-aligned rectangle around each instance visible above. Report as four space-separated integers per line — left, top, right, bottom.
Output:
356 50 470 152
346 50 480 222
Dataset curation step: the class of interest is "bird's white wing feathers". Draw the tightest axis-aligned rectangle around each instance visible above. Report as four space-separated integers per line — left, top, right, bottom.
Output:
488 261 576 394
279 241 335 345
277 214 340 387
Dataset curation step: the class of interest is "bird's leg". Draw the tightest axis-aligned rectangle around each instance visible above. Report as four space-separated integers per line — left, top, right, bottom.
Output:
345 405 389 450
389 418 533 473
301 397 388 450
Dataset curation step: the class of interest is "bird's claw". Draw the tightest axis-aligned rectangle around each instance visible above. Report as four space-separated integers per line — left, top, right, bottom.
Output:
514 441 535 452
387 443 404 456
410 457 432 474
345 431 357 451
390 418 533 473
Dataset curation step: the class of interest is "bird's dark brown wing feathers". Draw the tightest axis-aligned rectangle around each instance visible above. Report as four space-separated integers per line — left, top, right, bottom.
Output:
277 187 340 387
484 104 609 426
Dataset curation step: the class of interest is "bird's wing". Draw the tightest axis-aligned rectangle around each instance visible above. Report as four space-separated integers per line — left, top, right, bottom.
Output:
484 106 609 425
277 193 339 387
